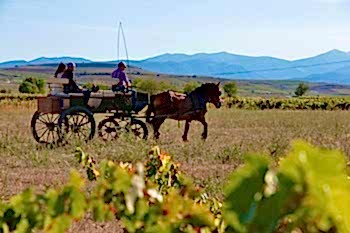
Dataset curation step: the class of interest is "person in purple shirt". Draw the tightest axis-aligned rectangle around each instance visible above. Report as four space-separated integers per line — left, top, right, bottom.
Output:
111 61 136 110
112 62 131 91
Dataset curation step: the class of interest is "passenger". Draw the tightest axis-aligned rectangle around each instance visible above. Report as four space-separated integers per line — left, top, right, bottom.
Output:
54 62 66 78
111 62 136 110
61 62 82 94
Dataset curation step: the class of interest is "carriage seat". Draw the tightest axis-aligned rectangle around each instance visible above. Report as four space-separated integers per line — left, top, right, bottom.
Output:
47 78 69 96
90 91 131 98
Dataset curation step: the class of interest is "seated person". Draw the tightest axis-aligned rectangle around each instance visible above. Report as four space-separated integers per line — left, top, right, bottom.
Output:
111 62 136 109
54 62 67 78
111 62 131 92
61 62 82 94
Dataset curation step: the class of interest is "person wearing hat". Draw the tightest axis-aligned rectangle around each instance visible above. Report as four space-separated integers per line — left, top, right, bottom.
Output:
62 62 82 93
111 61 136 110
111 62 131 91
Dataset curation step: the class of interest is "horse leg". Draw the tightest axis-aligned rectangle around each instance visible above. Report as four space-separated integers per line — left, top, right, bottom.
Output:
198 117 208 140
182 120 191 142
153 118 165 140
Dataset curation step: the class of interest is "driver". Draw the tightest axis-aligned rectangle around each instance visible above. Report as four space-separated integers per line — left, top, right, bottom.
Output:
111 61 131 92
111 62 136 110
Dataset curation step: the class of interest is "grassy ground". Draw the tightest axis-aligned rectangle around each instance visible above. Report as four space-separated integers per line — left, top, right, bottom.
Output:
2 102 350 231
2 103 350 198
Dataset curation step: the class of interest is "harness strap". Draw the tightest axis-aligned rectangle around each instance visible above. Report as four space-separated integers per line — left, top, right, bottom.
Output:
189 93 206 110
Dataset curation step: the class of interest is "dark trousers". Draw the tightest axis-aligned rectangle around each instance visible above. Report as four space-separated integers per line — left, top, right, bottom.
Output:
112 85 136 110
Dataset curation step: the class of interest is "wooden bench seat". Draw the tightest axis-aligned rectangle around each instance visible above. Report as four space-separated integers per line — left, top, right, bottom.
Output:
47 78 69 85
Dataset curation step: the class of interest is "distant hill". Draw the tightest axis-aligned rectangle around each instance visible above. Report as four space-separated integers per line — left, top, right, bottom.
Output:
291 49 350 75
130 50 350 82
3 63 350 97
0 57 92 68
1 50 350 83
0 60 28 68
131 52 301 79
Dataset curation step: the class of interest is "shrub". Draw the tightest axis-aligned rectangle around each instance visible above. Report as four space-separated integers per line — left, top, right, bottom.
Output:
134 78 177 94
183 81 200 93
223 81 238 97
19 81 38 94
136 78 159 94
18 77 46 94
295 82 309 97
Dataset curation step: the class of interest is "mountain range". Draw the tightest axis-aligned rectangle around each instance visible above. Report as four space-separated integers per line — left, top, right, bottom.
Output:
1 50 350 83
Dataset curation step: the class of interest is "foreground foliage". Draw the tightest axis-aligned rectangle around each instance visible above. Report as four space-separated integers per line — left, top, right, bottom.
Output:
1 141 350 233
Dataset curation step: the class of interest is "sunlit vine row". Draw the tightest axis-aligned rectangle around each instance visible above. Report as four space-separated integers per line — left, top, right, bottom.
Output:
1 141 350 233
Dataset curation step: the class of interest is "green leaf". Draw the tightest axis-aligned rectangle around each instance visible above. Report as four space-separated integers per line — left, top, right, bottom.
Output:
280 140 350 232
223 155 270 231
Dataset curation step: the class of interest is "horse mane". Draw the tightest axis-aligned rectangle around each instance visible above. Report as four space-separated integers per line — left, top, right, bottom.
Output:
192 83 214 94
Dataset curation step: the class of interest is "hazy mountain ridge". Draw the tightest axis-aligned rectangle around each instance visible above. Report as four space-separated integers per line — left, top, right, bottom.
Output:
1 50 350 83
133 50 350 82
0 57 92 68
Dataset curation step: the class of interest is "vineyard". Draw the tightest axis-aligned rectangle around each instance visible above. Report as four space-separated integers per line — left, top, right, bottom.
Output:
2 94 350 232
4 94 350 111
1 141 350 233
225 96 350 110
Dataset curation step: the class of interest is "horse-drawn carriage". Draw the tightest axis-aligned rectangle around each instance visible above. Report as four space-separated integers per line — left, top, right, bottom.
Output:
31 78 149 145
31 78 223 145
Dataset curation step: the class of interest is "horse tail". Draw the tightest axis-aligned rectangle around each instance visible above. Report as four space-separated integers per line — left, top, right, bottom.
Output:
146 95 155 123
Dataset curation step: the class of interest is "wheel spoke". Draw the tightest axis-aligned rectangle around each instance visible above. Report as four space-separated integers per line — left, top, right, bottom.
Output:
39 128 49 139
79 121 91 127
78 115 89 125
51 131 57 142
38 117 48 124
48 131 53 143
80 130 88 139
48 114 53 122
36 126 49 132
52 115 59 123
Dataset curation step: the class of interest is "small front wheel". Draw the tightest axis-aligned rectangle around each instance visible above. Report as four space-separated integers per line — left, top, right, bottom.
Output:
128 119 148 140
98 118 124 141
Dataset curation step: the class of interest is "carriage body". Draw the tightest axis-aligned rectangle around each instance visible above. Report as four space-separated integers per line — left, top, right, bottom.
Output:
32 79 149 145
37 92 133 114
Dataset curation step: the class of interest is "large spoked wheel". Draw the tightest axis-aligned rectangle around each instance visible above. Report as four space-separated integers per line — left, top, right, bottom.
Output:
98 118 124 141
127 119 148 140
58 107 96 143
31 111 60 145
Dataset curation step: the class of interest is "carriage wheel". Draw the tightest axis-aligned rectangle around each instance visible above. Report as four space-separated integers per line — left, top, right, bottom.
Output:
98 118 125 141
58 107 96 143
31 111 60 145
127 119 148 140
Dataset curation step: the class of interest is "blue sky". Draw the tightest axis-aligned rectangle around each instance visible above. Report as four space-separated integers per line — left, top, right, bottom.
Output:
1 0 350 62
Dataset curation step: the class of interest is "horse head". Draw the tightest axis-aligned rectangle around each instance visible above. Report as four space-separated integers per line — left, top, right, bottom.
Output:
195 82 222 108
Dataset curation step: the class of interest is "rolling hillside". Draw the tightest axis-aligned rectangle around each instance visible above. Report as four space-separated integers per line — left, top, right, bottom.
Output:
2 63 350 97
2 50 350 83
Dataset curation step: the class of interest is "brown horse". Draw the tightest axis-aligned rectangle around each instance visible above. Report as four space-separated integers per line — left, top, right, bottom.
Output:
146 83 222 141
